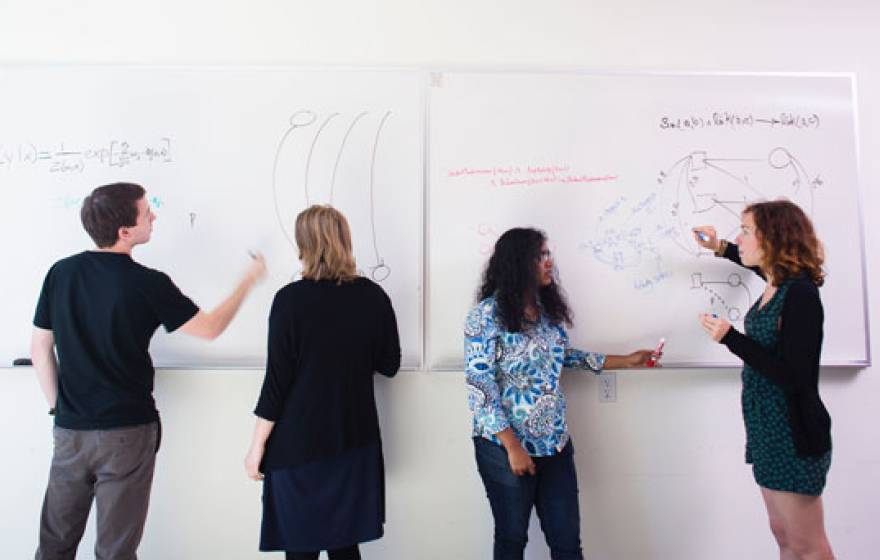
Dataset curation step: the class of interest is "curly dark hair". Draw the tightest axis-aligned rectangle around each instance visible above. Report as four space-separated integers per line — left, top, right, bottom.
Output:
745 199 825 286
477 227 572 332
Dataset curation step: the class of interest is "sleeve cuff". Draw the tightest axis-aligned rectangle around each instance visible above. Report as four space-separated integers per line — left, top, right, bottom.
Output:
253 406 279 422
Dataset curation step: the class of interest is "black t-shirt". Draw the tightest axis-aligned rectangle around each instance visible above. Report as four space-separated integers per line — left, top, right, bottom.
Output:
254 277 401 470
33 251 199 430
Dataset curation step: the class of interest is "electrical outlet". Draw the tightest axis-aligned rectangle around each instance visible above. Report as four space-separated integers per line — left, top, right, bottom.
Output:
598 372 617 403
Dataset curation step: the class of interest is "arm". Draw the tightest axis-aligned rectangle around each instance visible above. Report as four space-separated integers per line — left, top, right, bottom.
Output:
244 417 275 481
30 327 58 409
464 305 510 437
465 305 534 476
719 241 764 279
496 427 535 476
246 295 295 480
719 282 822 392
564 348 606 373
692 227 763 278
179 254 266 340
374 291 401 377
561 326 652 370
253 293 297 423
603 352 654 369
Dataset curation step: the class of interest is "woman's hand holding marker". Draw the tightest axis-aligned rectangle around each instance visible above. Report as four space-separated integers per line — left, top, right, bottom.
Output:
699 313 731 342
692 226 721 252
646 338 665 367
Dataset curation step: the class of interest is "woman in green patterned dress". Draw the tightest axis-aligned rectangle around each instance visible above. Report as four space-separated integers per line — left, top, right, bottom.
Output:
694 200 834 560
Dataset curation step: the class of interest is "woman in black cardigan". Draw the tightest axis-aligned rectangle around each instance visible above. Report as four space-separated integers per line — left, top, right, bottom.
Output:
244 205 401 560
695 200 834 560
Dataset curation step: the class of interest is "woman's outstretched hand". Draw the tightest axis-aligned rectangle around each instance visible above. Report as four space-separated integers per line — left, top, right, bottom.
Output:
605 350 657 369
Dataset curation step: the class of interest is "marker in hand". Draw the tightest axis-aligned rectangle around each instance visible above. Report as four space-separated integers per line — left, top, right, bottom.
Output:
646 337 665 367
694 229 711 243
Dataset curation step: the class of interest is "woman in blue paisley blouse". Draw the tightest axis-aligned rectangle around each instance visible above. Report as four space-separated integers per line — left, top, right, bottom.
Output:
695 200 834 560
465 227 655 560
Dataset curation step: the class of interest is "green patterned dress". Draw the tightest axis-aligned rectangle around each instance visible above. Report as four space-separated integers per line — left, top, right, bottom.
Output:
741 281 832 496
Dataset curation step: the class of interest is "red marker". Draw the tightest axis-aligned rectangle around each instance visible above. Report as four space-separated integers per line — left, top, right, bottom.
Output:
646 338 665 367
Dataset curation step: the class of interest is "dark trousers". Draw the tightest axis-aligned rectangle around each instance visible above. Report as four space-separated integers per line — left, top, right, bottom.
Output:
474 437 583 560
286 545 361 559
35 422 159 560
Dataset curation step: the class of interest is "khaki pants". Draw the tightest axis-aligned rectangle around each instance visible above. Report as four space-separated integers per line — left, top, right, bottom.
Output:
36 422 159 560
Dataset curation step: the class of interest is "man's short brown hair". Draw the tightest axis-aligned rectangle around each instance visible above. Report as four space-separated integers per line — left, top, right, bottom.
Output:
80 183 146 248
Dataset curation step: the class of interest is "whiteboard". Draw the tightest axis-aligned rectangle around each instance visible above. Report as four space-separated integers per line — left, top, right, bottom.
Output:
0 67 423 368
428 71 869 368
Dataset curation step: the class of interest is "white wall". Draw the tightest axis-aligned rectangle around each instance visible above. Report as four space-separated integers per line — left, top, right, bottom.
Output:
1 1 878 558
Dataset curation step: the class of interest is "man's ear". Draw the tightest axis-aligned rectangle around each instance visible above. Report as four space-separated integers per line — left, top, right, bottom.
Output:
118 226 131 241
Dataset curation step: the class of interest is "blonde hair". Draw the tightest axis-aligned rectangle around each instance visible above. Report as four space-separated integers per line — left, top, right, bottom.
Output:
295 205 357 283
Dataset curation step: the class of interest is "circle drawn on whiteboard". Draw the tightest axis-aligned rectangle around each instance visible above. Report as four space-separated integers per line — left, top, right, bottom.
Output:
768 147 792 170
290 110 317 128
370 260 391 282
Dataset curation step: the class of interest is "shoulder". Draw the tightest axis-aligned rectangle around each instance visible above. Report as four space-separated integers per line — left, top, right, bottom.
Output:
343 277 395 308
354 275 387 295
782 277 823 316
131 262 177 288
272 280 304 304
465 297 498 335
784 277 821 302
48 251 89 274
552 321 569 339
471 296 497 318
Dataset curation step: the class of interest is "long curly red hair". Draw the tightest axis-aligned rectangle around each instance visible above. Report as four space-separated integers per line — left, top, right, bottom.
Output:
745 200 825 287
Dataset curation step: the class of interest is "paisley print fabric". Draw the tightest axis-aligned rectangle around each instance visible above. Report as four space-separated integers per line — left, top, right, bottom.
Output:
465 296 605 456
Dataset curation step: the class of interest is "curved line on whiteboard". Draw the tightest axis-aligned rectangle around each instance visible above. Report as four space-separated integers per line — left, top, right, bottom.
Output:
305 112 340 206
329 111 369 205
368 111 392 281
272 110 316 250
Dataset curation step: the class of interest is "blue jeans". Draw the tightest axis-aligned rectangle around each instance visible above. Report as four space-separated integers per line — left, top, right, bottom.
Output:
473 437 583 560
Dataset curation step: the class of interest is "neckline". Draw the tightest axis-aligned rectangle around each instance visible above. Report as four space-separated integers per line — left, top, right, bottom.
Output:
755 282 788 313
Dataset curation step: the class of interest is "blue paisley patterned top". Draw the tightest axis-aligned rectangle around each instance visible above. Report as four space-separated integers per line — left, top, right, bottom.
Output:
465 296 606 456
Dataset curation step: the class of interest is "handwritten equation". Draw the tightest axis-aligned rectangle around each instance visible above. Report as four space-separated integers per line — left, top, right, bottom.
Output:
447 164 617 188
659 112 820 131
0 138 173 173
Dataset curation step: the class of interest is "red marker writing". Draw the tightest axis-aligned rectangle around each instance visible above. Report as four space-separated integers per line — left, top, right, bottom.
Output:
646 337 665 367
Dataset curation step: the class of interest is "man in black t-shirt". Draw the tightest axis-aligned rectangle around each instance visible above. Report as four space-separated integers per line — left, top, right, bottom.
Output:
31 182 266 560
